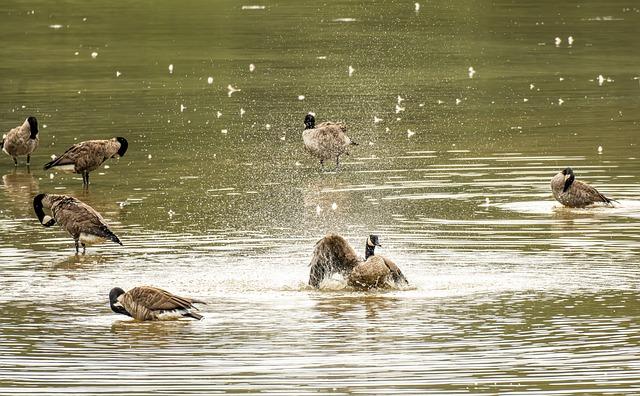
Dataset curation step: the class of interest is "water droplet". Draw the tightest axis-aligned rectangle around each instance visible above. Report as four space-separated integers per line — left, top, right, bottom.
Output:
207 76 213 84
348 65 355 77
249 63 255 72
168 64 174 74
331 203 338 210
298 95 305 100
91 52 98 59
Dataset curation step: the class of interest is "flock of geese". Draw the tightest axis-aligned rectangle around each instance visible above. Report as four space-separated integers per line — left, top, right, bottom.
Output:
2 113 618 321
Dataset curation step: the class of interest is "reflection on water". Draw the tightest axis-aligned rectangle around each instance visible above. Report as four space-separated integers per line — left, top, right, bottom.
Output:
1 0 640 393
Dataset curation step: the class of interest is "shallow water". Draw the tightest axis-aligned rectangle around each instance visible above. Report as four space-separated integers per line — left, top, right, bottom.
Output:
1 0 640 394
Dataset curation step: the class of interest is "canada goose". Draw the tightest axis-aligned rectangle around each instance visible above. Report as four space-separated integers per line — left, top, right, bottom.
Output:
309 233 408 289
550 167 616 208
109 286 206 321
43 137 128 186
302 113 357 170
33 193 122 254
1 116 39 166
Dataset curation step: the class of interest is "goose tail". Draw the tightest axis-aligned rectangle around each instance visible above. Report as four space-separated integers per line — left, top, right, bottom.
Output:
43 157 61 170
102 227 123 246
184 311 203 320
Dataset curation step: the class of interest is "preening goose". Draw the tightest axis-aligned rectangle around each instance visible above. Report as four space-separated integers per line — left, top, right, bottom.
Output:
33 193 122 254
109 286 206 321
302 113 357 170
550 167 615 208
43 137 128 186
1 117 39 166
308 233 408 289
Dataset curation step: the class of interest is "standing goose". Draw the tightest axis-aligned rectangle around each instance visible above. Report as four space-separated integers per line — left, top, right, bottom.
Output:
309 233 408 289
302 113 357 170
43 137 128 187
109 286 206 321
550 167 615 208
33 193 122 254
2 116 39 166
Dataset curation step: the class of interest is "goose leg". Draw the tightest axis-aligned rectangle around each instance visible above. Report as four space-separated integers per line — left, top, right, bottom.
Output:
82 171 89 188
12 157 17 167
335 156 340 171
320 159 325 171
81 242 86 255
74 239 80 255
26 155 31 166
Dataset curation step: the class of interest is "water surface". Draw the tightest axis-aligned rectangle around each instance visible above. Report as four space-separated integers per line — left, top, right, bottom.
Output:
1 0 640 394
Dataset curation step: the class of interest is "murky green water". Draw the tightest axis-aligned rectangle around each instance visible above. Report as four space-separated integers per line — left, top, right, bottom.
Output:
1 0 640 394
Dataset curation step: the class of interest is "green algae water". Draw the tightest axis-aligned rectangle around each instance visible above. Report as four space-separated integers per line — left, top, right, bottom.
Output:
1 0 639 394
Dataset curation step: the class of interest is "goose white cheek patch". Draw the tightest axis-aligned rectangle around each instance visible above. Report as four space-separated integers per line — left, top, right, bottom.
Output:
42 215 53 225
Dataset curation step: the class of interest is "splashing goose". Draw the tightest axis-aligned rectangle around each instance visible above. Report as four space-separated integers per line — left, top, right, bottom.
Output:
109 286 206 321
550 167 615 207
302 113 358 170
2 117 39 166
309 233 408 289
43 137 128 187
33 193 122 254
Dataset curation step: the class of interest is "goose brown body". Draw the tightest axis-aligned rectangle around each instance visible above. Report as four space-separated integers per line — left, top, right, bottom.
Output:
550 168 614 208
109 286 205 321
33 193 122 254
309 233 408 289
2 117 39 166
43 137 128 186
303 113 357 169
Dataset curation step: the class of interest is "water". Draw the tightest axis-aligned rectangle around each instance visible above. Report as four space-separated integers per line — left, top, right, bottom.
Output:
1 0 640 394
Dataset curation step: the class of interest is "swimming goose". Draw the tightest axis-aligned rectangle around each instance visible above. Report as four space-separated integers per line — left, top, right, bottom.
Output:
43 137 128 186
308 233 408 289
33 193 122 254
1 116 39 166
550 167 615 208
109 286 206 321
302 113 357 170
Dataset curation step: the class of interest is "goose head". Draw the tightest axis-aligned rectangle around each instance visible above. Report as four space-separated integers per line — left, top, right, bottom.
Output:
365 234 381 259
109 287 131 317
33 193 56 227
561 167 575 192
304 113 316 130
27 116 38 139
115 137 128 157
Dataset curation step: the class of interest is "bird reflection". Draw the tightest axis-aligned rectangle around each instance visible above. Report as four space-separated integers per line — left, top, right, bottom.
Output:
2 169 39 208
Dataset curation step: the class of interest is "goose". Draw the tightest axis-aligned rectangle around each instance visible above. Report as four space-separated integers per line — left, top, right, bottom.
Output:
308 233 408 289
302 113 357 170
109 286 205 321
550 167 616 208
33 193 122 254
1 116 39 166
43 137 128 186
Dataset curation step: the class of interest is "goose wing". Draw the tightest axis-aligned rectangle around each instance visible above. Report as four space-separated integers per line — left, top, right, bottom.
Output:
43 142 90 169
572 180 614 204
52 197 122 244
315 123 352 146
381 256 409 286
126 286 202 311
309 233 360 287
